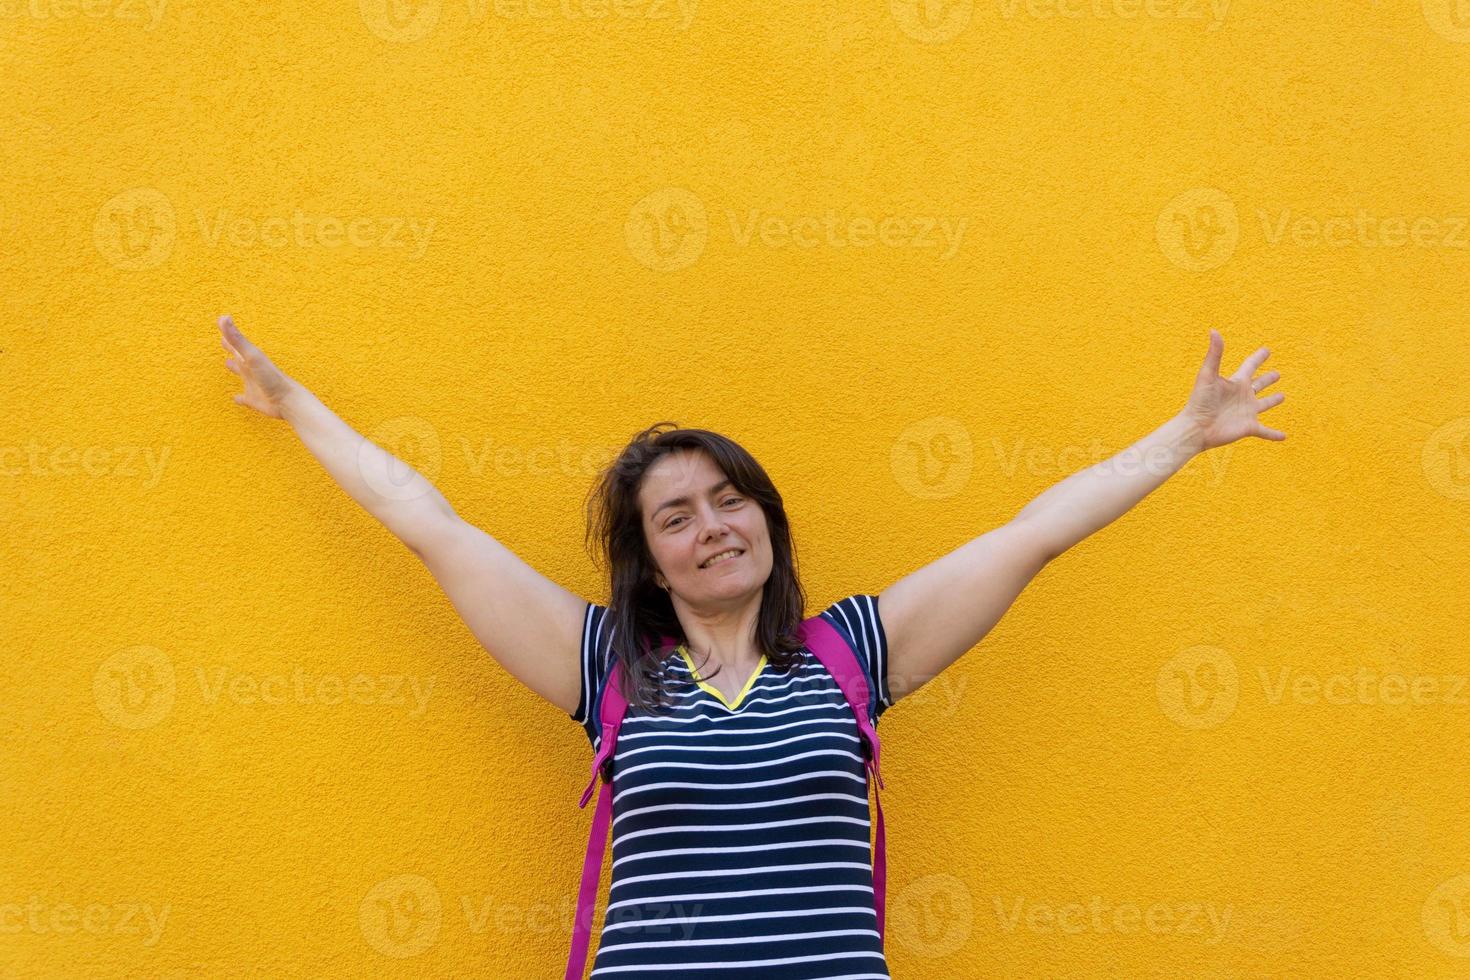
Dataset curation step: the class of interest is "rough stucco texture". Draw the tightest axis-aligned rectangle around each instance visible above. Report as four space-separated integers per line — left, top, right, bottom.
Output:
3 0 1470 977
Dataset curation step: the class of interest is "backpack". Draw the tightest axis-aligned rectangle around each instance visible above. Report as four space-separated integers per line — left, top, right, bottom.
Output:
563 612 888 980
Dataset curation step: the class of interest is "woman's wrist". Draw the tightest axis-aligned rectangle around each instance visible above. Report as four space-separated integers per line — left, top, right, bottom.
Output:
1163 411 1207 459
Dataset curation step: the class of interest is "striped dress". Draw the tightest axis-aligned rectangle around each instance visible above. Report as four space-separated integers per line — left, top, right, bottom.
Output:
570 594 893 979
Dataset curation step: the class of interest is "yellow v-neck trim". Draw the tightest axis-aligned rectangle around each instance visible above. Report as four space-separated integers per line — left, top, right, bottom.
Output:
677 645 767 710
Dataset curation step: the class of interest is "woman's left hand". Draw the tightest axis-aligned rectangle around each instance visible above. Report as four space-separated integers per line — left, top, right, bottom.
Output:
1180 329 1287 452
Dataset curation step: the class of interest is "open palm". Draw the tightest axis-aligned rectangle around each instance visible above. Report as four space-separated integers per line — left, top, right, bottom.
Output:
218 315 298 419
1182 329 1287 451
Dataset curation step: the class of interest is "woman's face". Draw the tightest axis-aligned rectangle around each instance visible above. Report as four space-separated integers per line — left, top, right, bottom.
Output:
639 450 772 607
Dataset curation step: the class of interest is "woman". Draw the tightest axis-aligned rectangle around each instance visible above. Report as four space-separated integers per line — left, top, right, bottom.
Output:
216 315 1285 978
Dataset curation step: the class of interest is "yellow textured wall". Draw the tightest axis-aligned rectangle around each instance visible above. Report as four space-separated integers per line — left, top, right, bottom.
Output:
3 0 1469 976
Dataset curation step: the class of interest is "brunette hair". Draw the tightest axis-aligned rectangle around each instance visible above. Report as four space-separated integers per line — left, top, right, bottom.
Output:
583 421 808 715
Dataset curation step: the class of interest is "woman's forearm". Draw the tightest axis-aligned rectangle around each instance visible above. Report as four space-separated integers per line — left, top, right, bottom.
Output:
1013 412 1204 561
279 383 453 550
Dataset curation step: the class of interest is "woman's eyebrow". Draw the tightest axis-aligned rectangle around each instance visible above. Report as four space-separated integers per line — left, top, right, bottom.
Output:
652 479 734 519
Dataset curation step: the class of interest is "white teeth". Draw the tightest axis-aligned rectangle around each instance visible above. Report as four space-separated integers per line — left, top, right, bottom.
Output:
701 549 742 568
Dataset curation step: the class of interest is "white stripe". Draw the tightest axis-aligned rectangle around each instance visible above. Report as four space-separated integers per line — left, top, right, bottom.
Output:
615 813 870 846
614 768 867 803
615 729 858 761
613 792 871 830
611 860 872 890
614 714 853 743
600 905 877 933
612 837 869 870
605 882 873 914
616 746 862 780
591 949 885 974
597 927 878 952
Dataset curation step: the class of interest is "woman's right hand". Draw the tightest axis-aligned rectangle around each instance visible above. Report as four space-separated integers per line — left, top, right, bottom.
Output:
218 314 300 419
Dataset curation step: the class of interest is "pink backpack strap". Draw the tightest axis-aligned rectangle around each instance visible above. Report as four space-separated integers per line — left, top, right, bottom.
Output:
565 653 632 980
800 614 887 947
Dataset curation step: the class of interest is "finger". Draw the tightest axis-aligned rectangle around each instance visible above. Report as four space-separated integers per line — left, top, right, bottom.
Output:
220 315 259 356
1251 369 1280 393
1255 422 1286 440
219 333 240 359
1232 345 1270 382
1256 391 1284 412
1201 329 1223 377
225 359 241 375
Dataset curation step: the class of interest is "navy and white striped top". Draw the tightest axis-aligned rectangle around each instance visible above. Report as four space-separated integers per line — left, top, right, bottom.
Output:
570 594 893 979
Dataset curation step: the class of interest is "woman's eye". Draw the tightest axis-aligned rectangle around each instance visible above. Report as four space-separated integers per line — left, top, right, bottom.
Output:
724 497 741 506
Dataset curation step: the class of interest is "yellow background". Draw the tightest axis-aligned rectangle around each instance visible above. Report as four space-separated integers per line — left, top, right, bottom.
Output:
4 0 1470 975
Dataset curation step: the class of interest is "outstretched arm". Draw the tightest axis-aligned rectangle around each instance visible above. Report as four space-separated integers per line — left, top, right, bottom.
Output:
878 329 1287 704
217 314 589 715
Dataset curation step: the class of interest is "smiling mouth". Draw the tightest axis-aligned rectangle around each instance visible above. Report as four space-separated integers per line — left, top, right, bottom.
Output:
699 549 744 569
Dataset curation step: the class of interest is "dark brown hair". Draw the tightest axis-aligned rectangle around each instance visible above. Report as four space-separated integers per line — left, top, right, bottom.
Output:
583 422 808 715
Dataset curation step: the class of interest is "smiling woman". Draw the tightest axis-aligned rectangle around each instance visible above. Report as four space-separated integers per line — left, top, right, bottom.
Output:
217 315 1286 977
